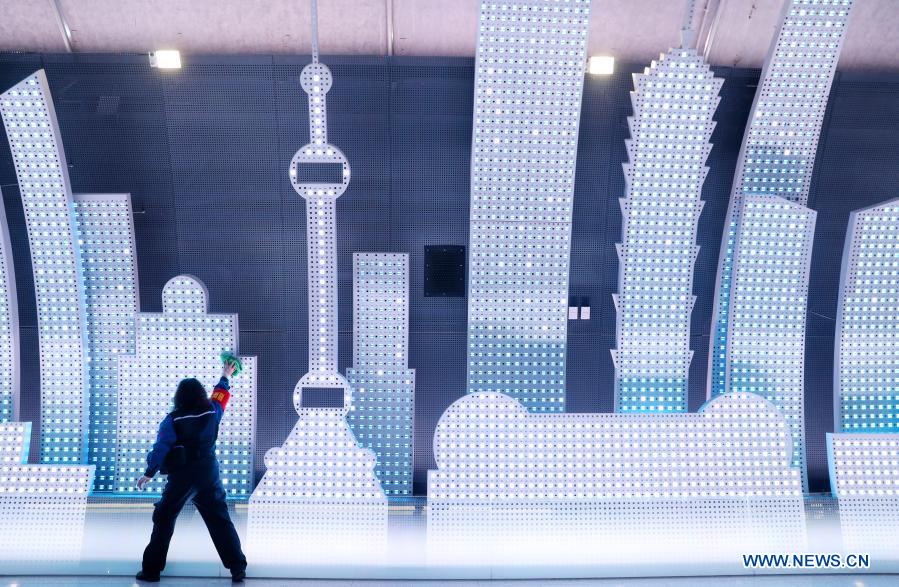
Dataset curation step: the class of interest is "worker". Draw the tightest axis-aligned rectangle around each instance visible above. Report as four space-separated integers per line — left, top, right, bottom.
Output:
135 359 247 582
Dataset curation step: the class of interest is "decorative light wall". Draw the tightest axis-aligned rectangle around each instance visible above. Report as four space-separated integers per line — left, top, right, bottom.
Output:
0 422 94 561
828 433 899 498
708 0 855 399
827 433 899 558
466 0 591 412
114 275 256 498
430 391 802 502
0 191 18 423
346 253 414 497
725 196 816 490
0 70 90 463
428 391 806 556
72 194 140 492
248 0 387 559
834 198 899 433
613 49 722 413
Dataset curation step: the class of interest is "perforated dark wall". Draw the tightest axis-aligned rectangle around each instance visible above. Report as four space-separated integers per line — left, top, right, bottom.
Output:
1 53 897 494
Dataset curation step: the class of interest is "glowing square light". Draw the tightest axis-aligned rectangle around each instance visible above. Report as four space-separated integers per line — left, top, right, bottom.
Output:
149 50 181 69
588 55 615 75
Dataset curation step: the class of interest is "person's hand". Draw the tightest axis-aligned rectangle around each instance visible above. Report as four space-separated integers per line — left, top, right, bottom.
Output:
223 361 237 379
136 475 153 490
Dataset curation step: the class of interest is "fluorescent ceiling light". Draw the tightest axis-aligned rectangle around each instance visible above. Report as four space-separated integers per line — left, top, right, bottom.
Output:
588 55 615 75
149 50 181 69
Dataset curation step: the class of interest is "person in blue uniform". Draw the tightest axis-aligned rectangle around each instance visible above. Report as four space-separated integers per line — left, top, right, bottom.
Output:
135 362 247 583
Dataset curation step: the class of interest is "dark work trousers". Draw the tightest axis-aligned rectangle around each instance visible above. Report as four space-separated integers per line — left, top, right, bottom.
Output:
142 457 247 574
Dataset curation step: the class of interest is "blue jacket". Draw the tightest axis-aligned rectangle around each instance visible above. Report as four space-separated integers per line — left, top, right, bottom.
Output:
145 377 232 477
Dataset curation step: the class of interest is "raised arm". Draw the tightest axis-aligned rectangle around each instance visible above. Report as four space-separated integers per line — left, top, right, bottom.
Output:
210 361 237 421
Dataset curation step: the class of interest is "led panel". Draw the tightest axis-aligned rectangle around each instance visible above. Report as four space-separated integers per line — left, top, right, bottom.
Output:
466 0 591 412
428 391 806 556
0 422 94 562
612 49 722 413
0 190 19 423
834 198 899 433
827 433 899 558
828 433 899 498
346 253 414 498
0 70 90 464
709 0 855 399
248 2 387 560
114 275 256 499
72 194 140 492
725 196 816 490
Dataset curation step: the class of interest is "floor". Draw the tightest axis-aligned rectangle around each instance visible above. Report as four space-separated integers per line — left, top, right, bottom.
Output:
1 496 897 581
0 576 896 586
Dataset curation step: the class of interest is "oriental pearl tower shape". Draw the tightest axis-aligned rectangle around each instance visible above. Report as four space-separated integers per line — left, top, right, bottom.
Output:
247 0 387 563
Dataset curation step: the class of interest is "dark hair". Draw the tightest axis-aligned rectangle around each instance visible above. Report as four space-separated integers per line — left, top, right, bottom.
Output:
173 378 211 412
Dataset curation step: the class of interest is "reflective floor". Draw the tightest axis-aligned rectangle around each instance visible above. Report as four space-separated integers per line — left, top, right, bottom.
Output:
0 495 897 580
0 576 897 586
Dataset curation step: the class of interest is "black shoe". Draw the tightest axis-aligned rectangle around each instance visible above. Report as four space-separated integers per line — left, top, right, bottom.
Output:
231 569 246 582
136 570 161 582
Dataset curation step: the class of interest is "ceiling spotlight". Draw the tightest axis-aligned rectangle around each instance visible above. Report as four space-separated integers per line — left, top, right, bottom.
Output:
588 55 615 75
149 50 181 70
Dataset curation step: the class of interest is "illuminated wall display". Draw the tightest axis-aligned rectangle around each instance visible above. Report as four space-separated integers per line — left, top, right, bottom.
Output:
828 433 899 498
428 390 806 553
725 196 816 490
613 49 722 413
0 190 19 423
0 422 94 561
834 198 899 433
0 70 90 464
114 275 256 498
73 194 140 492
466 0 591 413
827 433 899 557
709 0 855 401
346 253 414 497
248 0 387 558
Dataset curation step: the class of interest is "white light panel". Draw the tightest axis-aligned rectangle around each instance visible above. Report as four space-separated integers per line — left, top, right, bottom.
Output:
828 433 899 498
0 70 90 464
466 0 591 412
114 275 256 498
588 55 615 75
248 3 387 559
827 433 899 558
834 198 899 433
73 194 140 492
149 49 182 69
0 422 94 562
725 196 816 491
346 253 414 498
612 49 722 413
428 391 805 554
709 0 855 399
0 190 19 423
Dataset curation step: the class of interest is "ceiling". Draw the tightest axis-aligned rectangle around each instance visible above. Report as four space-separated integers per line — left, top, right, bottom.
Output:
0 0 897 71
